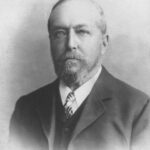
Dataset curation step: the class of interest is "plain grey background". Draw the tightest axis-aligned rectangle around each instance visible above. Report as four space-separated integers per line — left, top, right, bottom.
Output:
0 0 150 149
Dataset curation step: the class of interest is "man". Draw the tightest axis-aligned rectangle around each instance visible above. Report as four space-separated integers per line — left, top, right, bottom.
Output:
9 0 150 150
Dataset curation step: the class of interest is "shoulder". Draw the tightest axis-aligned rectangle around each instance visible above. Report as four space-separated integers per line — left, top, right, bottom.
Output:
103 67 149 102
101 67 150 131
14 79 59 111
10 79 59 128
112 73 149 104
101 67 150 116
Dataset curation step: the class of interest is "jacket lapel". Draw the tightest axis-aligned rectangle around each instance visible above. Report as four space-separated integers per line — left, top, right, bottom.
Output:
70 66 113 143
35 80 59 146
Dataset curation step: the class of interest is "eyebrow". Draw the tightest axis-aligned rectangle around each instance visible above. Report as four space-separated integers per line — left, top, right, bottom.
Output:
75 24 88 28
51 26 68 31
51 24 89 29
75 25 91 32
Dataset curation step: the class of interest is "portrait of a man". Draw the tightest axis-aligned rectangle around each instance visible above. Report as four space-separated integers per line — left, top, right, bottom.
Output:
5 0 150 150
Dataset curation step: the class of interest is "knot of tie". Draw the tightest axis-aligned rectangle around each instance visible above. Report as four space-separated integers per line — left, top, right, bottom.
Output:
64 92 77 119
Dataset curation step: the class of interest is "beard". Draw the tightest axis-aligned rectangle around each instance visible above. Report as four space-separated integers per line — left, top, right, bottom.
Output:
52 51 84 86
52 51 101 88
54 59 80 86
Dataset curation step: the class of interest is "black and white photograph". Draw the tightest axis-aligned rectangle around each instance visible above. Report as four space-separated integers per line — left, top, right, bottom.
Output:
0 0 150 150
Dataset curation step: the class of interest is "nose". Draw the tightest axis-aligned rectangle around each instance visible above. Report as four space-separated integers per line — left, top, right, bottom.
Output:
67 29 78 50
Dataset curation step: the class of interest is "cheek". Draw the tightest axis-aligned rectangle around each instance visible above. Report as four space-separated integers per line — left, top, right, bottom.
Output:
82 40 102 59
51 40 66 59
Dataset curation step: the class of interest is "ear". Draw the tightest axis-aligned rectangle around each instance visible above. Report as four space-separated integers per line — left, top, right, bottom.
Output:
101 34 109 55
103 34 109 47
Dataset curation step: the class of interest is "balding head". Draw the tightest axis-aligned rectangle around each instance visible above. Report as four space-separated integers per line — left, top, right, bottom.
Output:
48 0 107 35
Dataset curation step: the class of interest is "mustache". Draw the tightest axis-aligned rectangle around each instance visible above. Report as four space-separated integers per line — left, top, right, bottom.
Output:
58 52 83 61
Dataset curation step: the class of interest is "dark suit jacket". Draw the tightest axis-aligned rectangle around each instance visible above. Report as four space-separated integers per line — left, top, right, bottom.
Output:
9 67 150 150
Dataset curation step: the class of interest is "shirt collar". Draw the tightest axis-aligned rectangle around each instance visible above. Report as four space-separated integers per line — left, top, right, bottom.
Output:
59 66 102 107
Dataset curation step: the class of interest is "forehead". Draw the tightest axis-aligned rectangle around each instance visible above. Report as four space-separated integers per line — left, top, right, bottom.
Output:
50 0 101 28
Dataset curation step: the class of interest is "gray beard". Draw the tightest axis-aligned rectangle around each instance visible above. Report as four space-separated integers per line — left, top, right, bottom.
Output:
55 61 79 87
61 71 78 87
54 55 101 89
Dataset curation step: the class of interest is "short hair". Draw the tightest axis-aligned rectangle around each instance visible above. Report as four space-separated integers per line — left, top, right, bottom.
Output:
48 0 107 35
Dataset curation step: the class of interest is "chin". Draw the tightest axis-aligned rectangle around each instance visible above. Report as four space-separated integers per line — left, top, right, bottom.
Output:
61 70 78 86
55 62 86 86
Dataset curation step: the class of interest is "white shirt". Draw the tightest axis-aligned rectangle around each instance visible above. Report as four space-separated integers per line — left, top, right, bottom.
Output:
59 66 102 111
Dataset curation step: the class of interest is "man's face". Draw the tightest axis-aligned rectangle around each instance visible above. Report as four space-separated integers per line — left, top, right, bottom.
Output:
49 0 107 85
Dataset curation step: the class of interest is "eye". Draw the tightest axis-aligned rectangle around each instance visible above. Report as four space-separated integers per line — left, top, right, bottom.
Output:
76 29 90 36
53 29 67 39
